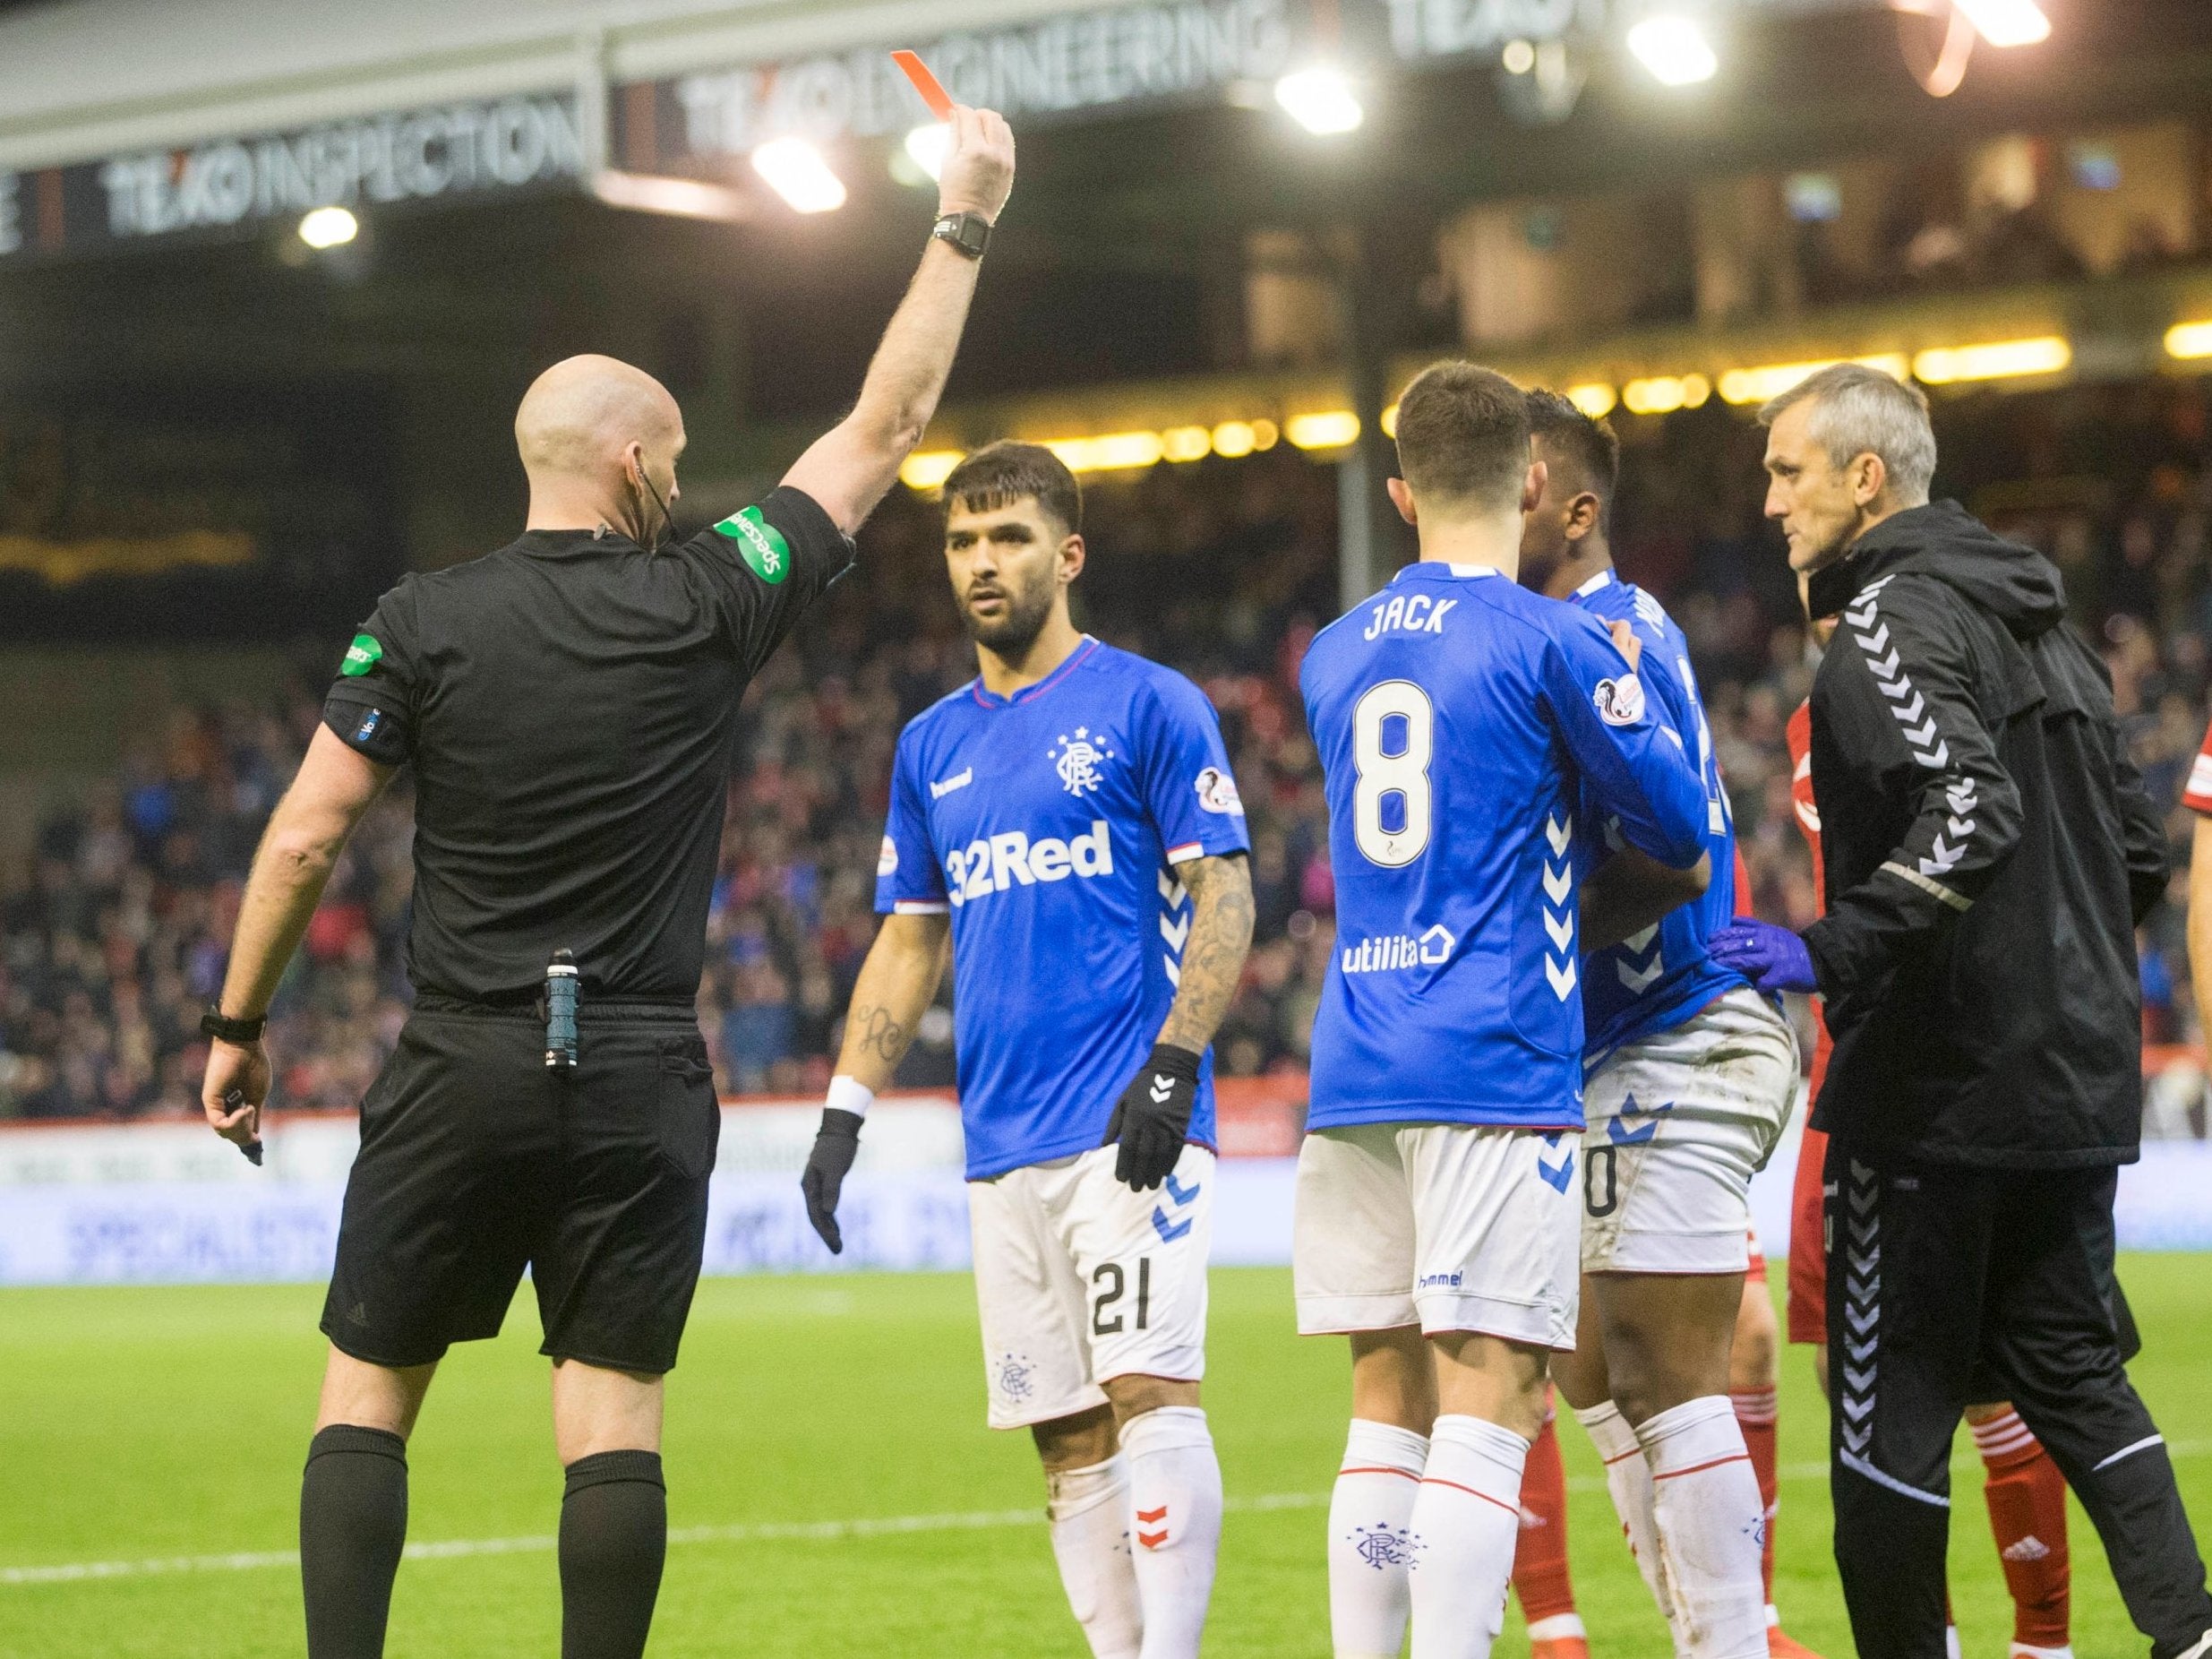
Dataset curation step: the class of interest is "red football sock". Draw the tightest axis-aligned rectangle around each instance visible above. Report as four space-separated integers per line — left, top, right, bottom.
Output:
1513 1404 1581 1629
1732 1386 1780 1606
1971 1408 2071 1650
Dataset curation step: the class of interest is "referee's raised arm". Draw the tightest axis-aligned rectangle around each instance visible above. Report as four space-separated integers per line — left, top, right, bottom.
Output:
784 103 1015 536
194 103 1017 1659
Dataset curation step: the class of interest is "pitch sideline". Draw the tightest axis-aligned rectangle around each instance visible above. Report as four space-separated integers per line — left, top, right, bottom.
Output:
10 1444 2207 1589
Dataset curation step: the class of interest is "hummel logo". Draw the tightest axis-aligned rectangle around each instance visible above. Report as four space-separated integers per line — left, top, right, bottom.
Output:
1608 1094 1674 1146
930 768 973 799
1136 1505 1170 1550
1150 1076 1175 1104
1536 1142 1575 1193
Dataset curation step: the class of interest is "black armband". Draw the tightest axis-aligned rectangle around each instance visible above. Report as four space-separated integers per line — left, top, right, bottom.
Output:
324 693 413 766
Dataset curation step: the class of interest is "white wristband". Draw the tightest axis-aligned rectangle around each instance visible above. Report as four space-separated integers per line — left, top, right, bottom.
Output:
826 1075 876 1120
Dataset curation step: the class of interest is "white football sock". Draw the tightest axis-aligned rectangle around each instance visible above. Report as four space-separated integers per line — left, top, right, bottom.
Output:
1329 1419 1428 1659
1405 1414 1527 1659
1576 1399 1685 1655
1946 1626 1962 1659
1639 1396 1770 1659
1119 1406 1222 1659
1047 1455 1145 1659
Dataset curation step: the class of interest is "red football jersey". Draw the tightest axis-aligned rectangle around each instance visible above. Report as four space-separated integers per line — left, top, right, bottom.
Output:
2186 718 2212 815
1786 698 1832 1345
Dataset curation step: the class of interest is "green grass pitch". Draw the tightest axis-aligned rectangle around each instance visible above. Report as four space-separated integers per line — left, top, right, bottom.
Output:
4 1259 2208 1657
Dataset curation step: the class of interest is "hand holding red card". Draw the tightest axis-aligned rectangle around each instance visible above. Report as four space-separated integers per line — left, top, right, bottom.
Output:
891 50 956 121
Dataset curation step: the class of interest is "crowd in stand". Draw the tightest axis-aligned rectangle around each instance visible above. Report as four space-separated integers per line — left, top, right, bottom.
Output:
4 378 2211 1130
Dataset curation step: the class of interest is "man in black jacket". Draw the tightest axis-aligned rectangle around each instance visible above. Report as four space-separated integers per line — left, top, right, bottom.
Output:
1710 365 2211 1659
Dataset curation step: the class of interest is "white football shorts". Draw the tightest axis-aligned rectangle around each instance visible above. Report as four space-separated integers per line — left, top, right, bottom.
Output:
1291 1122 1582 1350
967 1142 1213 1430
1580 987 1798 1275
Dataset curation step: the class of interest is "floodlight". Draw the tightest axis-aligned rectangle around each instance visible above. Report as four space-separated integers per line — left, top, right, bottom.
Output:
750 138 847 214
904 124 952 183
2167 322 2212 362
899 451 965 489
1274 68 1364 135
297 207 358 249
1627 15 1719 86
1286 410 1360 450
1912 337 2071 384
1952 0 2051 47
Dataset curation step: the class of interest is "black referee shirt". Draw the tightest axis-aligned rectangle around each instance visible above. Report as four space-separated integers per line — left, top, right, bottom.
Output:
322 486 853 1003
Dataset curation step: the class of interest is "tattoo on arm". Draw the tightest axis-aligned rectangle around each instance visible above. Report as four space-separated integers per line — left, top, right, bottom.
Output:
1157 853 1256 1055
849 1004 909 1067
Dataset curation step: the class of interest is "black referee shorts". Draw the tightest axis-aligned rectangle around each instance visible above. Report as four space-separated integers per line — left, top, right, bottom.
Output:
322 1001 719 1374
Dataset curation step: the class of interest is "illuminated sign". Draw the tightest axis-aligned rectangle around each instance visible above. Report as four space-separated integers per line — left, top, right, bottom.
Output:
0 92 581 263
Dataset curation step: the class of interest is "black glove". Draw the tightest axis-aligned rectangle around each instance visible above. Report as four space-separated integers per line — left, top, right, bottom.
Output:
1104 1044 1201 1191
801 1108 863 1254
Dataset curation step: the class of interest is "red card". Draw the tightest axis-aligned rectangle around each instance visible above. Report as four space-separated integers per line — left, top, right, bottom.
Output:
891 50 956 121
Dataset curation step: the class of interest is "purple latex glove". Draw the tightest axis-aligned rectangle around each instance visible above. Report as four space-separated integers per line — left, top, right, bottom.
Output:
1707 919 1819 995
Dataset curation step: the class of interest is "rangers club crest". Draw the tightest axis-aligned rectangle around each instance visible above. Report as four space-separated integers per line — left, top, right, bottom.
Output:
997 1353 1036 1403
1049 727 1114 796
1350 1524 1417 1570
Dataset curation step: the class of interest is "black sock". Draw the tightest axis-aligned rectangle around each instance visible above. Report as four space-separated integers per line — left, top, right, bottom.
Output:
300 1424 409 1659
560 1449 667 1659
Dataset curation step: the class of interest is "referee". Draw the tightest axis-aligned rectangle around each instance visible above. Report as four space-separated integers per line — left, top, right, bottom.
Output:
198 106 1014 1659
1711 365 2212 1659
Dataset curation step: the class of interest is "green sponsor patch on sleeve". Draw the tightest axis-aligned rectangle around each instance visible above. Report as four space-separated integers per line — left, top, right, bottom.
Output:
710 505 793 586
339 634 383 676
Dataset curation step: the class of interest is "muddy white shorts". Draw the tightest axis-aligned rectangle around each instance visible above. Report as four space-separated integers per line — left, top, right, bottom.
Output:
1581 988 1797 1275
968 1142 1213 1430
1291 1121 1581 1350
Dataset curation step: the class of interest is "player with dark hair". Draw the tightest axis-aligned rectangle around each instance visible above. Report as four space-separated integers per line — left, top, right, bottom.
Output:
1297 361 1710 1659
1511 389 1805 1659
199 107 1015 1659
1510 389 1819 1659
801 440 1255 1659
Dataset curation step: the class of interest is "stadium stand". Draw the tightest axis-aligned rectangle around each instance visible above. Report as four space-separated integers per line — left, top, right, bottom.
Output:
3 383 2210 1124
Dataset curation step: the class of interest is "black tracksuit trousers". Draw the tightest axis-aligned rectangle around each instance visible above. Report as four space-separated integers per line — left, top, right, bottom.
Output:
1824 1141 2212 1659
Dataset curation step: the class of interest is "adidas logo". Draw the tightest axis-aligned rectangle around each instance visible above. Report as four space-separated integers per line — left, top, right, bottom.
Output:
2002 1534 2052 1563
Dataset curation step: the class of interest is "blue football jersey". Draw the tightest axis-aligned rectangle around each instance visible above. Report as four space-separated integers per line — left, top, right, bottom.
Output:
877 638 1251 1180
1565 569 1750 1062
1299 562 1709 1131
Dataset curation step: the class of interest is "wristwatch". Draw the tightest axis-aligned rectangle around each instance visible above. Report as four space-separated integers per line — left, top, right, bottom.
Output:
931 211 992 260
201 1008 268 1044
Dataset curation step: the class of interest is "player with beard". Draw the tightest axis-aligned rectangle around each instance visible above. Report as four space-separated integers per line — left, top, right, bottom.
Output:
801 442 1255 1659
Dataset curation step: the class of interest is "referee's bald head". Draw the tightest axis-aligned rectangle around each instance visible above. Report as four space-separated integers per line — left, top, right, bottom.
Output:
516 355 684 487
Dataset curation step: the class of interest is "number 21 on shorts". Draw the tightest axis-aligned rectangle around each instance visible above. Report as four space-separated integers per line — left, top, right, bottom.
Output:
1352 680 1434 866
1093 1258 1153 1335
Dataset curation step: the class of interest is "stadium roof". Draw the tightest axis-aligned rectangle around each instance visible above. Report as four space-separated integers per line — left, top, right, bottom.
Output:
0 0 1079 170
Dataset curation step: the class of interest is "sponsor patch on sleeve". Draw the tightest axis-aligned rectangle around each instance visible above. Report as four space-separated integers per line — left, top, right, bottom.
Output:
339 634 382 677
1194 765 1245 815
1593 674 1646 727
711 504 793 585
878 835 899 878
